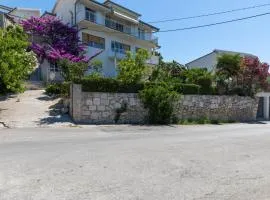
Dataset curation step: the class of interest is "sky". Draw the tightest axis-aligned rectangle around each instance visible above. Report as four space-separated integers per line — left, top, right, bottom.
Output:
1 0 270 64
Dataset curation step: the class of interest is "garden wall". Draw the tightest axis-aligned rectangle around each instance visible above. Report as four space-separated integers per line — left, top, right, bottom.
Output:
70 84 259 124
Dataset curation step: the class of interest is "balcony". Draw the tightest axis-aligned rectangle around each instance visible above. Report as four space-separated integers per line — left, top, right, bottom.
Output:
105 18 131 35
108 49 127 60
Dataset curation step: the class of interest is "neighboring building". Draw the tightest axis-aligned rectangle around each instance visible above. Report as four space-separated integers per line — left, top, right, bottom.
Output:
0 5 40 28
0 5 15 28
186 49 257 72
51 0 160 78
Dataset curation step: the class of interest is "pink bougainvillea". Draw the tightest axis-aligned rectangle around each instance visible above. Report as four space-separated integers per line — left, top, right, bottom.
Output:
240 56 269 91
21 16 89 63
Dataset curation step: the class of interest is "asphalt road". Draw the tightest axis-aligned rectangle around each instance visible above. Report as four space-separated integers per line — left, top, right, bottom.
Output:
1 124 270 200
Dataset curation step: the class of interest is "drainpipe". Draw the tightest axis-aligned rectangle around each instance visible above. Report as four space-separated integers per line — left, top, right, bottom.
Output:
74 0 80 26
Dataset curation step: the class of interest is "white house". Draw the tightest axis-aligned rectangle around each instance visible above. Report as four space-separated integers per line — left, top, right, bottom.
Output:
50 0 159 79
186 49 257 72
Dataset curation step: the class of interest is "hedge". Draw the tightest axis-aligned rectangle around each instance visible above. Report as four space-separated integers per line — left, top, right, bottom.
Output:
45 82 70 97
76 77 201 95
77 77 144 93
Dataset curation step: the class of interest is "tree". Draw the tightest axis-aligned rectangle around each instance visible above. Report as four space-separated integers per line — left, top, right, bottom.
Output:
216 54 242 94
0 26 37 93
21 16 87 63
238 57 269 96
117 49 149 84
216 53 269 96
58 59 89 82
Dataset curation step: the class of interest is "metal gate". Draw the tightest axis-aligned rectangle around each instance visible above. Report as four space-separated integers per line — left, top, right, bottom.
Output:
257 97 264 119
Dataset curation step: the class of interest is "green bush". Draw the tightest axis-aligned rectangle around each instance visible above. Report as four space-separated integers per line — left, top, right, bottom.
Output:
173 83 200 94
77 77 144 93
45 82 70 97
139 84 180 124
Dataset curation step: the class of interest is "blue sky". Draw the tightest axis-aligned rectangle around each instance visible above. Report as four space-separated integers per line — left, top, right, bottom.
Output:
1 0 270 64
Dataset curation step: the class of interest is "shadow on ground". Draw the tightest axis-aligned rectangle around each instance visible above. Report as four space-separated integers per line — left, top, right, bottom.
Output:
36 93 58 101
38 99 73 126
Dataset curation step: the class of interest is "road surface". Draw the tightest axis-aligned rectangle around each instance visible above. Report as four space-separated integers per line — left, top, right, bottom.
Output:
1 124 270 200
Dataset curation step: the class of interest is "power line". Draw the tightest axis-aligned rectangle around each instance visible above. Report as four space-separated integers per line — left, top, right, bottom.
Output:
157 12 270 33
148 3 270 24
5 10 270 35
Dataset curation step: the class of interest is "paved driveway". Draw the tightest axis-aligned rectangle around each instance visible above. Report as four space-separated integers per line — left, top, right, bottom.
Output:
1 124 270 200
0 90 72 128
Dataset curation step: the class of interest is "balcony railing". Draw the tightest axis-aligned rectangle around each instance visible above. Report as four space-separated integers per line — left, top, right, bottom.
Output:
105 18 131 35
83 13 158 45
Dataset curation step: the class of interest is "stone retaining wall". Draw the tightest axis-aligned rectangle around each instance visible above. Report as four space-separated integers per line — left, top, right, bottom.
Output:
70 84 259 124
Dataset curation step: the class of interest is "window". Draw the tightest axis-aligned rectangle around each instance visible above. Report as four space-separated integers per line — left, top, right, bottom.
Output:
138 28 145 40
50 62 60 72
111 41 130 54
82 33 105 49
85 8 96 23
116 23 124 32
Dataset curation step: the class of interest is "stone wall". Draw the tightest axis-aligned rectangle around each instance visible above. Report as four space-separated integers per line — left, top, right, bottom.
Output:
70 84 147 124
177 95 258 122
70 84 259 124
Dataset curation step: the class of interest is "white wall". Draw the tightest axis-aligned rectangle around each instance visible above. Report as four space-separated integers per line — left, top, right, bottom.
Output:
54 0 76 24
186 52 217 72
80 29 153 77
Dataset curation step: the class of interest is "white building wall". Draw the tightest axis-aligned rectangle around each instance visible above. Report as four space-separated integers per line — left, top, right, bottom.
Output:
80 29 153 77
49 0 158 81
54 0 76 24
186 52 218 72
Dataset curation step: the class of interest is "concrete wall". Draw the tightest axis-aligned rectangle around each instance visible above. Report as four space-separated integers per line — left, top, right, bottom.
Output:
70 84 259 124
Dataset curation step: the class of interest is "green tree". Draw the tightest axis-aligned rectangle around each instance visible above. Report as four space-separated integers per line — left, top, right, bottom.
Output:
58 59 89 82
117 49 149 84
216 54 241 94
181 68 214 94
0 26 36 93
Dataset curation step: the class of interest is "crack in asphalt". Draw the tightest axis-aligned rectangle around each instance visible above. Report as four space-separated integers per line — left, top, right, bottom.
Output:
0 121 10 129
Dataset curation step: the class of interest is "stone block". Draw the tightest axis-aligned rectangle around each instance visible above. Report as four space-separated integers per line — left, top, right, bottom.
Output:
93 98 101 105
89 106 97 111
97 105 106 111
82 110 90 116
101 99 109 105
86 99 93 106
101 93 108 99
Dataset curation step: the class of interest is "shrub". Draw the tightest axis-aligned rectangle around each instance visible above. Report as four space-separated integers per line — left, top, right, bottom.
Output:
77 77 144 93
139 83 180 124
173 83 200 94
45 82 70 97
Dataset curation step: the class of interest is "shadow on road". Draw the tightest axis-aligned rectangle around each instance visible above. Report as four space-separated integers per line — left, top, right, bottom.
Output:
38 99 73 125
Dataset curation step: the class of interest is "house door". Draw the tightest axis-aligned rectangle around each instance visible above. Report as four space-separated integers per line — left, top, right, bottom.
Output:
29 67 41 81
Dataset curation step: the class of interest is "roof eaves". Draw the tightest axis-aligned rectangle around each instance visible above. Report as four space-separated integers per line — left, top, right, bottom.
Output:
139 20 159 31
0 5 14 12
41 11 56 17
185 51 215 65
104 0 141 17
